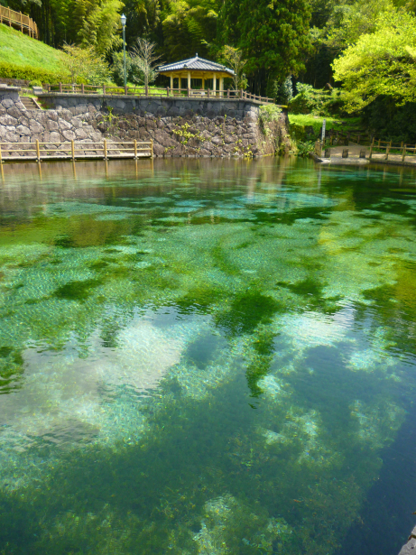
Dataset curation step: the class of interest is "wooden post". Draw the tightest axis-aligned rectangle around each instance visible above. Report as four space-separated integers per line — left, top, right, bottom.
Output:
81 83 84 94
20 11 22 32
134 139 137 159
59 82 62 92
36 139 40 162
145 84 149 97
385 141 391 160
71 139 75 161
187 87 190 97
227 89 230 98
103 139 107 160
240 89 243 99
102 84 106 95
342 148 349 158
150 139 153 158
402 145 406 162
207 88 210 98
125 85 128 95
378 139 381 147
167 87 169 97
8 7 11 26
369 137 374 159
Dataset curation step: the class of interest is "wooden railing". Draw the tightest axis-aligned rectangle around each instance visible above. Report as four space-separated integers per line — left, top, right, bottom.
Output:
0 140 153 162
0 6 38 38
43 83 279 104
317 132 416 164
368 138 416 162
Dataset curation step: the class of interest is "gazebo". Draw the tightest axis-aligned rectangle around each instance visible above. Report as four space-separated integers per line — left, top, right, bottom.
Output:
158 54 235 95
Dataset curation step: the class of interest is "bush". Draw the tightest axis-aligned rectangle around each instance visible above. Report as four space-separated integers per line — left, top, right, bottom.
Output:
0 61 69 84
259 104 282 123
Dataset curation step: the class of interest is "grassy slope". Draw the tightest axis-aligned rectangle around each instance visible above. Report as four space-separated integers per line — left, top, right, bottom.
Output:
0 23 67 72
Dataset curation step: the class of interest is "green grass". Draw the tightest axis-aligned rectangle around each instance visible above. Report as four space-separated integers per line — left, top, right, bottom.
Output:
0 23 68 73
288 114 363 135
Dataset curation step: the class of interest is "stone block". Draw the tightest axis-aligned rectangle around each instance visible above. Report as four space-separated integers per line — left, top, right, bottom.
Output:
47 120 59 131
71 118 82 129
16 125 31 136
59 119 72 131
75 128 88 139
29 120 44 133
49 131 62 142
0 114 17 126
1 99 14 109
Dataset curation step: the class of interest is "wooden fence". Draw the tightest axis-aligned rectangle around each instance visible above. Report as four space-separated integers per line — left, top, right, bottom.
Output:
368 138 416 162
315 132 416 164
0 140 153 162
0 6 38 38
44 83 279 105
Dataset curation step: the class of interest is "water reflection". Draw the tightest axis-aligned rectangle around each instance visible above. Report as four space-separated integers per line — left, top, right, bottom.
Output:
1 158 416 554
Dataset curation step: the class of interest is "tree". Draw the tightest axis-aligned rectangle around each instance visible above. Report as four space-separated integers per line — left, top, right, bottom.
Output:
219 46 247 90
162 0 220 61
74 0 123 55
63 44 110 84
123 0 161 46
220 0 312 95
130 38 162 91
332 9 416 112
323 0 393 51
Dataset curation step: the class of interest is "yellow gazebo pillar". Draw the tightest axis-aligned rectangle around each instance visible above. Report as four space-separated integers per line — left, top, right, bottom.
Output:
213 74 217 96
220 77 224 97
170 75 173 89
187 71 191 91
202 77 205 91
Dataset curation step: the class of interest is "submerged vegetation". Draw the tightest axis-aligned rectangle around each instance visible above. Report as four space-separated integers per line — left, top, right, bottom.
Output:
0 159 416 553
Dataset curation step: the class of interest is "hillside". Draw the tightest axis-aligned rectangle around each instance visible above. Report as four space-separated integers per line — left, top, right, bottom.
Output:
0 23 68 80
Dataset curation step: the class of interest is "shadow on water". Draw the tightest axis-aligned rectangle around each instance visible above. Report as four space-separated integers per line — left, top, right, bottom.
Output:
337 400 416 555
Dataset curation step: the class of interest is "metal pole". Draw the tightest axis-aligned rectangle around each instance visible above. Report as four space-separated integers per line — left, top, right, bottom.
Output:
123 23 127 88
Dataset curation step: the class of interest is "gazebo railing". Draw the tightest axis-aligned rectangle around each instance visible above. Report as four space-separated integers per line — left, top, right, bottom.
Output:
42 84 278 104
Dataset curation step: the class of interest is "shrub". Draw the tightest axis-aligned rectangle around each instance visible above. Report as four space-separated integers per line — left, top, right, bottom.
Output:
0 61 69 84
259 104 282 124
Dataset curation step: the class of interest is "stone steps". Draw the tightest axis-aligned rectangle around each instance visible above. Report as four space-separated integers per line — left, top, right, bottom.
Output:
19 96 41 110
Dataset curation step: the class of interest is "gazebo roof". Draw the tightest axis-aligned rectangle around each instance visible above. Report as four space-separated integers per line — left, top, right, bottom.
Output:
159 54 235 77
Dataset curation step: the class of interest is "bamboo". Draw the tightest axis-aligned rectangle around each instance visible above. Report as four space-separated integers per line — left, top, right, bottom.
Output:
134 140 137 158
71 140 75 161
151 139 154 158
103 139 107 160
36 140 40 161
402 145 406 162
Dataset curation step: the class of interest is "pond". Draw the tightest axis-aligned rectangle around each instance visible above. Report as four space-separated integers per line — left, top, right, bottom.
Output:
0 157 416 555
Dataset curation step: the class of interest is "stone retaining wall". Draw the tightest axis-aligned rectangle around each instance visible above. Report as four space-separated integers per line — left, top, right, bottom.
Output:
0 87 290 158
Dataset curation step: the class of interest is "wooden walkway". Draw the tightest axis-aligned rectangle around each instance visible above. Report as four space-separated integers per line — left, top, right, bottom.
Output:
0 140 153 163
0 6 38 38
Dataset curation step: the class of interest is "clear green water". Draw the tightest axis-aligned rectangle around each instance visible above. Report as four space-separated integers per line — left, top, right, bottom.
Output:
1 157 416 555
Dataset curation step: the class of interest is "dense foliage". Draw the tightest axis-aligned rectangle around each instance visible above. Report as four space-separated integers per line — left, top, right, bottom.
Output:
2 0 416 137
